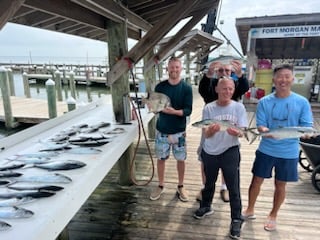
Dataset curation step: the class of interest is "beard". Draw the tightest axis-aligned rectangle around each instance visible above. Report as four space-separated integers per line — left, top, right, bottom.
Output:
169 71 179 80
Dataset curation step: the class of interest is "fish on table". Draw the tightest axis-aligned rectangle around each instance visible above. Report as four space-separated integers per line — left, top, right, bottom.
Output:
13 173 72 184
63 147 102 154
81 122 111 133
0 197 36 207
33 159 86 171
0 190 55 199
141 91 171 113
0 171 23 178
69 138 110 147
248 126 320 144
0 220 11 231
8 152 59 159
7 182 64 192
0 162 26 171
39 141 71 152
191 119 252 141
0 206 34 219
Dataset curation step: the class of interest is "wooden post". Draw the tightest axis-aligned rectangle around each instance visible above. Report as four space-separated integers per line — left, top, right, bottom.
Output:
185 52 191 84
55 70 63 101
46 79 57 119
143 50 156 139
0 67 17 128
22 72 31 98
107 20 133 185
62 65 68 85
67 97 76 111
7 68 15 96
68 71 76 99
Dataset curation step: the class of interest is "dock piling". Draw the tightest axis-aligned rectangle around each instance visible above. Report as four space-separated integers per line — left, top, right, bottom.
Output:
46 79 57 119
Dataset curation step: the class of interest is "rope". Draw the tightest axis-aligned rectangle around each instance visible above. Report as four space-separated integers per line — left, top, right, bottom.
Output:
124 57 155 186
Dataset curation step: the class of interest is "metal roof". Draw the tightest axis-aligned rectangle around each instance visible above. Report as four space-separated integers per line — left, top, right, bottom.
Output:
235 12 320 59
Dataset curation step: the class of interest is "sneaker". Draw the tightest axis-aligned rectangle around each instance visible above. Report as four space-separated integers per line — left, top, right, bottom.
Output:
177 186 189 202
220 189 230 202
229 219 243 239
193 207 214 219
196 190 202 201
150 186 164 201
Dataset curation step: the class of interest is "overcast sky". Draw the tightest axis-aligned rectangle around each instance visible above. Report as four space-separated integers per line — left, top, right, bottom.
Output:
0 0 319 64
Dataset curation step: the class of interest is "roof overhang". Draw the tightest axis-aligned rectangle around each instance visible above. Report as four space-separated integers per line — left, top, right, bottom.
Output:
236 12 320 59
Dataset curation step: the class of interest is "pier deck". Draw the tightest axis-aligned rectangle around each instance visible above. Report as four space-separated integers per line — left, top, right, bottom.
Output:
63 86 320 240
0 96 68 124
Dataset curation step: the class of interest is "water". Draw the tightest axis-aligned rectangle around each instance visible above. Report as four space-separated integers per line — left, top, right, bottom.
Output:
0 73 112 138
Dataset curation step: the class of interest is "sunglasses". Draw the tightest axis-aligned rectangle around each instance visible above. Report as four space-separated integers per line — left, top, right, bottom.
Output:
218 68 231 73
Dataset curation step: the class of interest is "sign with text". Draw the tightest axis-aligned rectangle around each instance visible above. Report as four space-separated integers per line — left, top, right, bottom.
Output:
250 25 320 39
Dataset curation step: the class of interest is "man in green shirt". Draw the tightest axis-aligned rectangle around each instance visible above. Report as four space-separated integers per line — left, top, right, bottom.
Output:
149 57 193 202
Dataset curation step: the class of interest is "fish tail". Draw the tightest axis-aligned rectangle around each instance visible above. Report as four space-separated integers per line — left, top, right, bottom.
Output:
247 128 260 144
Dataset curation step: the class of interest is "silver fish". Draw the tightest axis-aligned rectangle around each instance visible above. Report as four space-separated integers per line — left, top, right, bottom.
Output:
64 147 102 154
14 173 72 183
34 160 86 171
39 142 70 151
249 126 320 144
9 152 59 159
7 182 64 192
0 197 36 207
0 190 55 199
0 163 25 171
0 220 11 231
142 91 171 113
12 157 51 164
0 206 33 218
0 171 23 178
192 119 250 141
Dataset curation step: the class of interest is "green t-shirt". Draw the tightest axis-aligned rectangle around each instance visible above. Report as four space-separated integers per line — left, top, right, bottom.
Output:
155 79 193 134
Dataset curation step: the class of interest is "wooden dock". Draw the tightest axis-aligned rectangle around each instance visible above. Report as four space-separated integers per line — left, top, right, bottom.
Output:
62 86 320 240
0 96 68 124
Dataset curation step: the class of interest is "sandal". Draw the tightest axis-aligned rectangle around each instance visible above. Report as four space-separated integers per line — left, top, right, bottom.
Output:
264 218 276 231
242 210 256 220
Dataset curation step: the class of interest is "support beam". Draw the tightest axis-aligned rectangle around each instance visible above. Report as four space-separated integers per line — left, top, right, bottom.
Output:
0 0 25 29
107 0 202 85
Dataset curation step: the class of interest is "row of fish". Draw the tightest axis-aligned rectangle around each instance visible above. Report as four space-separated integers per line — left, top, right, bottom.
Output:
0 121 128 231
192 119 320 143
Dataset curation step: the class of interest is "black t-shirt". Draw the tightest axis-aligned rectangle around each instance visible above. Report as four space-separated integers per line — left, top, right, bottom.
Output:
198 74 249 104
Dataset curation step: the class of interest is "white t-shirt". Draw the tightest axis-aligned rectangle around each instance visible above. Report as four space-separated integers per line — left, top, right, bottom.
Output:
202 100 248 155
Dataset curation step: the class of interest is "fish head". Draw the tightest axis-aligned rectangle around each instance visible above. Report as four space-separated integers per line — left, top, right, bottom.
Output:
142 92 171 113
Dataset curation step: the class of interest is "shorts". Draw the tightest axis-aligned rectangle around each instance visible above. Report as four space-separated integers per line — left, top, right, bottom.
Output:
252 150 298 182
155 131 186 161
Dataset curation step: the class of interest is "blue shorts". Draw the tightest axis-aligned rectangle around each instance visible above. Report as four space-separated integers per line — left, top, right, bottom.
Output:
252 150 298 182
155 131 186 161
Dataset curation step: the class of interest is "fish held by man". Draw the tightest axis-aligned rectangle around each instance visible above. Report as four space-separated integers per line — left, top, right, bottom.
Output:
248 126 320 144
142 91 171 113
192 119 251 141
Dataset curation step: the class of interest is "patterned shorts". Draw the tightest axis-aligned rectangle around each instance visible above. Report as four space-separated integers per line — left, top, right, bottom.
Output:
155 131 186 161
